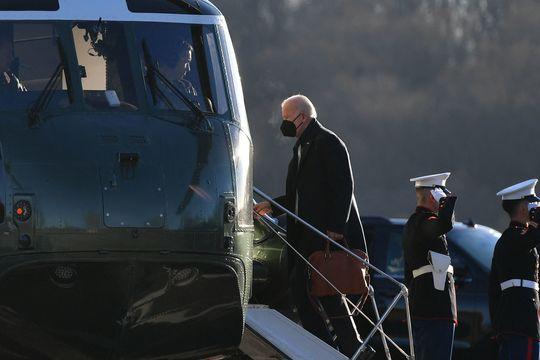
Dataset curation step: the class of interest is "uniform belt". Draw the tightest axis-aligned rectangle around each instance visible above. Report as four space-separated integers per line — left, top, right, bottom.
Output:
500 279 539 291
412 264 454 278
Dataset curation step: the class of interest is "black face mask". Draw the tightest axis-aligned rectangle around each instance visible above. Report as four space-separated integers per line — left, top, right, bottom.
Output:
280 114 301 137
280 120 297 137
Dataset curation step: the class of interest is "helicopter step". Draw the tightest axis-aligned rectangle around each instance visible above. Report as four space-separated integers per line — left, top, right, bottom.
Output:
239 305 348 360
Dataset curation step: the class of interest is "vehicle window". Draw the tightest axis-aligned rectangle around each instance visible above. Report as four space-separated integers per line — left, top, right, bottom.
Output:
0 0 59 11
449 225 501 272
363 225 376 253
126 0 200 14
384 226 405 278
0 22 69 111
448 244 474 282
72 21 139 111
450 246 467 270
133 23 229 115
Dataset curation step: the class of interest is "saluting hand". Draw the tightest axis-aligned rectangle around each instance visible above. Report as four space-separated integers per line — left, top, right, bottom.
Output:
439 194 457 211
326 230 344 241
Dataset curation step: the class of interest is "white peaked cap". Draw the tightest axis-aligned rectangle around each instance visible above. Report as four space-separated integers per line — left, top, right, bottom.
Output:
497 179 540 201
410 172 451 188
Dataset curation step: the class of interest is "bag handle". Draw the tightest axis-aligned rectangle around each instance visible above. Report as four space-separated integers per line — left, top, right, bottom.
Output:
324 237 350 258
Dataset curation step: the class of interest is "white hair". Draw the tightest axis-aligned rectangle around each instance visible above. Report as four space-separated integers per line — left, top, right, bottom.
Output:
281 94 318 118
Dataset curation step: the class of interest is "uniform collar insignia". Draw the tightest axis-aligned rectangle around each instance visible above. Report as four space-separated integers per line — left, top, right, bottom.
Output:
509 221 529 235
510 220 527 229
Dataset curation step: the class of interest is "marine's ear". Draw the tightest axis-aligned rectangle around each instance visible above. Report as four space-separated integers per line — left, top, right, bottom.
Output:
519 200 531 218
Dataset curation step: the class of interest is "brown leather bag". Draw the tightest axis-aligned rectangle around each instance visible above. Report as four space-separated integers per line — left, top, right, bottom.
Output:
308 239 370 298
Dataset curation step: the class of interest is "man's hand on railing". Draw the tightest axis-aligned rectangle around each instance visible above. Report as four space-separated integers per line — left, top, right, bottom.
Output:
326 230 344 241
254 201 273 219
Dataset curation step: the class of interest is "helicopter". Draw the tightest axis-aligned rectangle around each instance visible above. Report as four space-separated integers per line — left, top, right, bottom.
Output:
0 0 253 359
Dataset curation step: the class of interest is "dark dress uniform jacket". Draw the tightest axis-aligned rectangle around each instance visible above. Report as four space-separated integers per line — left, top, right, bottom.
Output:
489 222 540 339
272 119 365 258
403 198 458 322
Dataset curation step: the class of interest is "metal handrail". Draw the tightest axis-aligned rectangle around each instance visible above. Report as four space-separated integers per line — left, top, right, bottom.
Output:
254 187 403 288
256 213 394 359
253 186 415 360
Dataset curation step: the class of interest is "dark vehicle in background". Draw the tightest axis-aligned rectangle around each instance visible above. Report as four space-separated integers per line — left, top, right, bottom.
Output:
362 217 500 359
252 216 501 359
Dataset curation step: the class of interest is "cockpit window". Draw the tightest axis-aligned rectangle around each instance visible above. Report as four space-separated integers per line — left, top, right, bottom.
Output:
0 22 69 111
72 21 139 111
133 23 229 115
126 0 201 15
0 0 59 11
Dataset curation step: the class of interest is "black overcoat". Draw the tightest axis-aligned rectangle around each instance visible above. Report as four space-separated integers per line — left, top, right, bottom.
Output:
402 198 458 322
489 221 540 339
272 119 366 258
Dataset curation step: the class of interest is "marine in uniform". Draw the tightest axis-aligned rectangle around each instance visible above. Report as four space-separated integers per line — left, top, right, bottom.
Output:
172 41 197 98
489 179 540 359
158 40 215 112
403 172 458 360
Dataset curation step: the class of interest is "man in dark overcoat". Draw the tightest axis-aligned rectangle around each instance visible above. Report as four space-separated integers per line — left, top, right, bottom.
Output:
254 94 371 358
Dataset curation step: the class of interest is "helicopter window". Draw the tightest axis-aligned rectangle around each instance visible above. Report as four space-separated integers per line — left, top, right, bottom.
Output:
0 0 59 11
203 28 228 115
0 22 69 111
72 22 139 111
133 23 229 115
126 0 201 15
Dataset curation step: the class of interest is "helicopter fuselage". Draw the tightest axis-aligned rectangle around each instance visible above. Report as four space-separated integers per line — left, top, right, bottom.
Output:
0 1 253 359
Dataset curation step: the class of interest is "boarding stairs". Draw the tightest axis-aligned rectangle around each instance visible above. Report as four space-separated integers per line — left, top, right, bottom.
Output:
240 305 349 360
239 187 416 360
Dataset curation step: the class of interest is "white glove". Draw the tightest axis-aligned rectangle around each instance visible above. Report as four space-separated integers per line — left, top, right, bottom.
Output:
430 188 447 203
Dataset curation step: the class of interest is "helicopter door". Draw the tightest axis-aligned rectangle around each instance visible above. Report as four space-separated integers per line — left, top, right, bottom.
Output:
100 146 166 229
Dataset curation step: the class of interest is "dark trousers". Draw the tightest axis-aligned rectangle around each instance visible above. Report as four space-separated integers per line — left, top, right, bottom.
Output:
292 263 361 357
498 334 540 360
412 319 455 360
